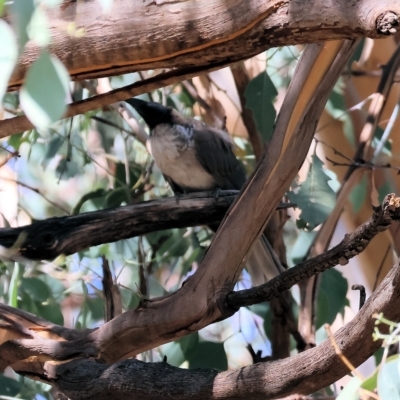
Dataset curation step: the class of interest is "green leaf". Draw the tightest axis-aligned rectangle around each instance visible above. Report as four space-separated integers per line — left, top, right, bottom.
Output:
86 297 105 321
361 368 378 392
38 274 66 302
20 277 51 303
11 0 35 50
155 229 190 258
378 355 400 399
315 269 348 329
114 162 141 189
20 51 70 130
8 262 20 308
7 132 25 151
41 136 64 167
55 158 80 180
287 154 336 231
162 333 198 367
0 374 21 397
28 7 50 47
104 187 129 208
35 299 64 325
336 376 363 400
0 21 18 102
187 340 228 371
0 0 6 15
244 70 277 142
72 188 108 214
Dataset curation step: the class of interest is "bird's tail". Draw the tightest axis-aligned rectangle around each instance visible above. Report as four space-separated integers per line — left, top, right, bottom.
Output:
246 235 285 286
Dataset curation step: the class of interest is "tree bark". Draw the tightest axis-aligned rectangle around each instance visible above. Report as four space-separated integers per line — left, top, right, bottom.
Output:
5 0 400 90
8 257 400 400
0 191 239 260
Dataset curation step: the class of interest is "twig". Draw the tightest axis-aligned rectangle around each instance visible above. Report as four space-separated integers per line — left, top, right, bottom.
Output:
0 62 233 139
351 285 366 309
324 324 364 379
227 193 400 308
0 176 70 215
231 62 264 160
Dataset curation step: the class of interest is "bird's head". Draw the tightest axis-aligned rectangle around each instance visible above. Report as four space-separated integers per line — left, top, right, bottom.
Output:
125 98 173 130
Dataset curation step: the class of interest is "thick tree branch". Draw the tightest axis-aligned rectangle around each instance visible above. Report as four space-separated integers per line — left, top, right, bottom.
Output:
5 0 399 90
7 257 400 400
0 191 239 260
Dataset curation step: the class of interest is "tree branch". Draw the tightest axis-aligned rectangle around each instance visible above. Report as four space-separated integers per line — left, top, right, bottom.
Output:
0 191 239 260
8 256 400 400
227 193 400 308
2 194 400 400
6 0 399 90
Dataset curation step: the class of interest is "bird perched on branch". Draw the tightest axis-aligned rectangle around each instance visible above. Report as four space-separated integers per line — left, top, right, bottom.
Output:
125 97 283 285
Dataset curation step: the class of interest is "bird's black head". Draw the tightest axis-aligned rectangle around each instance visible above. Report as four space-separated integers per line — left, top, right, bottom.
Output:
125 98 173 129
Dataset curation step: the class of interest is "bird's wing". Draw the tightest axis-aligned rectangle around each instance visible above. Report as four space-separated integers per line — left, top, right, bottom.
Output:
190 126 246 190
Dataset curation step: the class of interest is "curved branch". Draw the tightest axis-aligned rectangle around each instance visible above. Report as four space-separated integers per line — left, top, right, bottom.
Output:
12 258 400 400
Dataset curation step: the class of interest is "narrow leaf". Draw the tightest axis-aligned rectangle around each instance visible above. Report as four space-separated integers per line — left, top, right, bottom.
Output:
20 51 70 130
244 70 277 142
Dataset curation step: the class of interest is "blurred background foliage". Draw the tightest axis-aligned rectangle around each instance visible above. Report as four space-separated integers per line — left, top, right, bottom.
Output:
1 1 400 399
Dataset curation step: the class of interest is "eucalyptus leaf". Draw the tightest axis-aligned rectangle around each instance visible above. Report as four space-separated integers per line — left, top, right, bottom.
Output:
244 70 277 142
336 376 363 400
10 0 35 50
316 269 349 329
20 51 70 130
287 154 336 231
0 374 21 397
187 340 228 371
378 355 400 399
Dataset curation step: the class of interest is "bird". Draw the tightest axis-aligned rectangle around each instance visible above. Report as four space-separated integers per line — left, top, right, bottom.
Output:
125 97 284 285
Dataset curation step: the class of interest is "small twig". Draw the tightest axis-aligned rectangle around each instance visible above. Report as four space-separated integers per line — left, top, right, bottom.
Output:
231 62 264 160
246 344 271 364
227 194 400 308
351 285 366 309
325 156 400 174
0 176 70 215
0 61 232 139
90 115 133 136
324 324 364 379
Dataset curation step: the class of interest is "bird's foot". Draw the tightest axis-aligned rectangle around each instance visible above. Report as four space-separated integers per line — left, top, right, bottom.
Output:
213 188 222 200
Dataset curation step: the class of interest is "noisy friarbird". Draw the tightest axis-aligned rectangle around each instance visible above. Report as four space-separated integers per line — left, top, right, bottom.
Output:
125 97 283 284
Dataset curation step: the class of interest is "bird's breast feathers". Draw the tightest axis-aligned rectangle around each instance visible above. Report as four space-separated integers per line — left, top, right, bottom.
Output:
148 123 216 191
